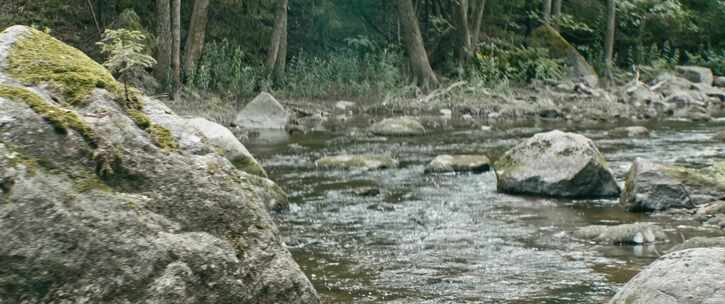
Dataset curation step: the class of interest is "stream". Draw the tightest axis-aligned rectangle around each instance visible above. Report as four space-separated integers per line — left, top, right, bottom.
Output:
248 120 725 303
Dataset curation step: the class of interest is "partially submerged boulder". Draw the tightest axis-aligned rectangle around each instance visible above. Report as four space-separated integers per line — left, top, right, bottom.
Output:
316 154 398 171
425 154 491 174
609 248 725 304
234 92 289 130
530 24 598 87
675 65 714 85
369 116 426 136
494 130 620 198
574 223 666 245
0 26 317 303
608 126 650 138
621 159 725 212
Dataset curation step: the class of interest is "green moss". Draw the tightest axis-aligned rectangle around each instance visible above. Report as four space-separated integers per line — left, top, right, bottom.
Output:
231 156 268 178
73 175 112 193
0 85 97 147
147 124 178 151
530 25 574 59
7 28 121 106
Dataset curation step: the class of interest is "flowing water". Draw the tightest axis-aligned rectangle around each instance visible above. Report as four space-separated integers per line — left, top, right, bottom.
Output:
248 120 725 304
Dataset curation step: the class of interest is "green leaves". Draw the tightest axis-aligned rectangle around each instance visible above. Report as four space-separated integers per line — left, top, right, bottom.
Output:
96 29 156 76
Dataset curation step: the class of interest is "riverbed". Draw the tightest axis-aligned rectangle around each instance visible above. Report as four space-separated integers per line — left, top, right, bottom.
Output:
248 120 725 303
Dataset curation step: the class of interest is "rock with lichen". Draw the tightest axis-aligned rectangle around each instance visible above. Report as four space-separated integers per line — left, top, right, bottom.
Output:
369 116 426 136
530 24 599 87
620 158 725 212
0 25 317 304
609 248 725 304
425 154 491 174
494 130 620 198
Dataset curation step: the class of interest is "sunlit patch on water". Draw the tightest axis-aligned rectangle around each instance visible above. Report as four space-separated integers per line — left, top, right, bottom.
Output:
249 120 725 303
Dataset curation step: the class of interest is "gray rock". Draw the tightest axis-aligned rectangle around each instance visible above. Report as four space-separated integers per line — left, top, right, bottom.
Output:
369 117 426 136
186 117 267 177
608 126 650 138
675 65 714 85
705 214 725 229
0 26 317 304
425 154 491 174
609 248 725 304
574 223 666 244
316 154 398 171
714 76 725 88
713 130 725 142
494 130 620 198
335 100 356 111
668 237 725 253
621 159 725 211
234 92 289 129
697 200 725 215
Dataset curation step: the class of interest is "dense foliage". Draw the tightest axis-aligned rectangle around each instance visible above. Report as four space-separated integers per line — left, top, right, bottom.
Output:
2 0 725 99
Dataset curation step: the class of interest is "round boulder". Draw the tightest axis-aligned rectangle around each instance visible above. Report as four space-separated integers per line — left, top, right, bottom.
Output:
494 130 620 198
609 248 725 304
425 154 491 174
369 117 425 136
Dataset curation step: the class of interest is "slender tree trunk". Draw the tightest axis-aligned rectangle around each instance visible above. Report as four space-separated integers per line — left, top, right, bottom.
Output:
273 12 288 79
266 0 288 72
155 0 171 86
171 0 182 100
542 0 552 21
397 0 439 90
470 0 486 52
452 0 471 68
183 0 210 78
552 0 562 30
605 0 616 83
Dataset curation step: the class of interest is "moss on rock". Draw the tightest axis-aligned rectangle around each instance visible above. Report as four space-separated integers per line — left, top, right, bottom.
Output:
0 85 97 147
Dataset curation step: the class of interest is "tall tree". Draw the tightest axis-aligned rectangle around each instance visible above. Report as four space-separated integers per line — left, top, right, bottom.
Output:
154 0 171 86
470 0 486 52
452 0 472 67
397 0 439 90
266 0 288 77
542 0 552 21
604 0 616 82
184 0 210 77
171 0 181 100
553 0 562 17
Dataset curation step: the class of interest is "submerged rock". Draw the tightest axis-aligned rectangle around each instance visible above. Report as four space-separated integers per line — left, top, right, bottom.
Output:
713 130 725 142
316 154 398 171
574 223 666 245
607 126 650 138
234 92 289 129
620 159 725 212
369 116 426 136
0 26 317 304
425 154 491 174
675 65 714 85
494 130 620 198
609 248 725 304
667 236 725 253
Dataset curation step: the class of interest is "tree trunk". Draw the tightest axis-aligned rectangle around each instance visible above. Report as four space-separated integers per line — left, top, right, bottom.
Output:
452 0 471 68
470 0 486 52
542 0 552 21
605 0 616 82
552 0 562 30
273 12 288 79
183 0 210 78
397 0 439 90
171 0 181 100
266 0 288 72
154 0 171 86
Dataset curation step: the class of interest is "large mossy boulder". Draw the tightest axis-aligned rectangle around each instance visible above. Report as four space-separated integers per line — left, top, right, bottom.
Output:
0 25 317 303
530 25 599 87
609 248 725 304
494 130 619 198
621 158 725 212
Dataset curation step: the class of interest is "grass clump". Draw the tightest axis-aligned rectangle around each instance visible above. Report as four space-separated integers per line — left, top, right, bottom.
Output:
0 85 97 147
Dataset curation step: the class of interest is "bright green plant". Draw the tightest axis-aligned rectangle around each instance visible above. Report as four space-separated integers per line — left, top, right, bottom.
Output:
96 29 156 101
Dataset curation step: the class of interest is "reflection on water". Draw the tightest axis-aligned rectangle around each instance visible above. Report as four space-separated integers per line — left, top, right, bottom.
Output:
248 120 725 303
